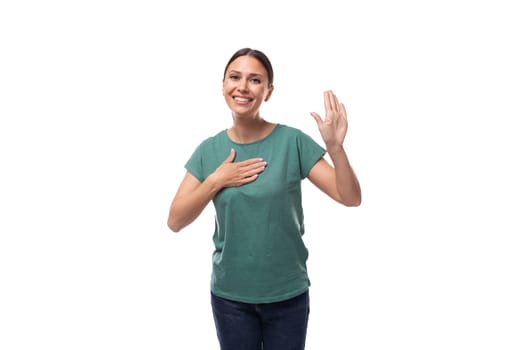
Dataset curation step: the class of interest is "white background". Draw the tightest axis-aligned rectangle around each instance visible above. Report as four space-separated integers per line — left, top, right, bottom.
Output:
1 0 524 349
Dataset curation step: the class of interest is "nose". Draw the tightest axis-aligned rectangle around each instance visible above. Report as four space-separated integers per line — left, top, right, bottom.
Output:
237 78 249 92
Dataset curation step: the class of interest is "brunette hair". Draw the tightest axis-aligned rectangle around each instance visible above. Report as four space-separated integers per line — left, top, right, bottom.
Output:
223 48 274 88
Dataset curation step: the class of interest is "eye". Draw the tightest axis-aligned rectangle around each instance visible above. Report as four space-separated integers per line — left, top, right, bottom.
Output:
250 78 262 84
229 75 240 81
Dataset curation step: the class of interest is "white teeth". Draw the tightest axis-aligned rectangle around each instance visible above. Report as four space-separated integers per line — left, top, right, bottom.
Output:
234 97 250 102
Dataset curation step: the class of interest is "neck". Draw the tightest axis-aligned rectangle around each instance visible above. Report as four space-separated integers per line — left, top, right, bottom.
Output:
228 116 275 144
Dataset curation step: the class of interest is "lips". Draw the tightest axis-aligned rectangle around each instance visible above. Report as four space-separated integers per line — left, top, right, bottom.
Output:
233 96 253 103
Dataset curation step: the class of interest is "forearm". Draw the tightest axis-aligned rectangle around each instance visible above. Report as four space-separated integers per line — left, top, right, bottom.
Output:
327 145 362 206
167 176 222 232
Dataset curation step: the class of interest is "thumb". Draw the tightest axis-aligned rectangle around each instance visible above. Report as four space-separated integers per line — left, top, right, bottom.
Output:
223 148 236 163
310 112 322 126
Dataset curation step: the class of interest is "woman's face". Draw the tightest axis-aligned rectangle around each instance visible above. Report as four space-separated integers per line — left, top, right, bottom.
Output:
222 55 273 117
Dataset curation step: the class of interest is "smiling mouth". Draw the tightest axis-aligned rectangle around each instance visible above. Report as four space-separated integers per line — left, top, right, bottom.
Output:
233 96 253 103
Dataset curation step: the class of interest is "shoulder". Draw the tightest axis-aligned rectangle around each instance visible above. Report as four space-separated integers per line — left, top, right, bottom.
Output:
276 124 319 144
277 123 300 133
275 124 309 138
195 129 228 148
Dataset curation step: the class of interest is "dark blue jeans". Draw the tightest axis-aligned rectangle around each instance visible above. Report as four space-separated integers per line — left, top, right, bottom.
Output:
211 290 310 350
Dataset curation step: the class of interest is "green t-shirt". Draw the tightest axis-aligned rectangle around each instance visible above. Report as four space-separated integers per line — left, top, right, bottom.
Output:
185 124 326 303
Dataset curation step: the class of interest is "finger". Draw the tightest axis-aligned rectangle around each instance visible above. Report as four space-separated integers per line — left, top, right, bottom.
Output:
329 90 341 112
235 163 266 185
323 90 332 111
238 157 265 167
238 174 260 185
223 148 235 163
340 102 348 120
245 164 266 177
243 160 267 172
310 112 323 126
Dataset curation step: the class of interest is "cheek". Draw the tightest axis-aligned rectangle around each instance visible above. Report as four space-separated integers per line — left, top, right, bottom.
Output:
222 82 233 95
263 88 272 101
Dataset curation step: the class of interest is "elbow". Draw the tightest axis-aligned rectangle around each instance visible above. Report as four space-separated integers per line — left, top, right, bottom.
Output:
167 205 190 233
343 187 362 207
167 218 184 233
340 195 362 207
342 199 361 207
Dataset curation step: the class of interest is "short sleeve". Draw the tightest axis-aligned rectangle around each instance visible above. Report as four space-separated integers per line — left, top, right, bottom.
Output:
297 131 326 179
184 139 209 182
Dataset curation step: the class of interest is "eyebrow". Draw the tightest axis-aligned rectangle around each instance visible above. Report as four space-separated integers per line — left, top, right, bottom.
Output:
228 70 264 78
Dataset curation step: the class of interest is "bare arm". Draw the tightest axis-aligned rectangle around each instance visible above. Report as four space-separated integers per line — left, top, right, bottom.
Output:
167 171 221 233
308 90 362 206
167 149 267 232
307 149 361 206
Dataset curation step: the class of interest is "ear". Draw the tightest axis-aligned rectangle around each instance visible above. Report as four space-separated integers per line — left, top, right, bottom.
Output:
264 85 274 102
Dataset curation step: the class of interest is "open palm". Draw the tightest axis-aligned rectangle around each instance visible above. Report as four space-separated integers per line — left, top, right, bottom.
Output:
310 90 348 148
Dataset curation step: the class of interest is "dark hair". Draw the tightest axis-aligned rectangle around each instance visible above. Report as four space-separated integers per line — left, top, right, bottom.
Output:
223 48 274 88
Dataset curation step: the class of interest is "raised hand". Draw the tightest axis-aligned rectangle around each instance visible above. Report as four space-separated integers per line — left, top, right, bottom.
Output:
310 90 348 149
212 149 267 188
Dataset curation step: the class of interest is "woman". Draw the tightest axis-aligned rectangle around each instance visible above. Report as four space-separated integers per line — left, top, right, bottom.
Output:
167 47 361 350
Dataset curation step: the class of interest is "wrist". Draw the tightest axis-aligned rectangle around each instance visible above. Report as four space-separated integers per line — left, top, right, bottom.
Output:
205 173 224 193
326 144 345 154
